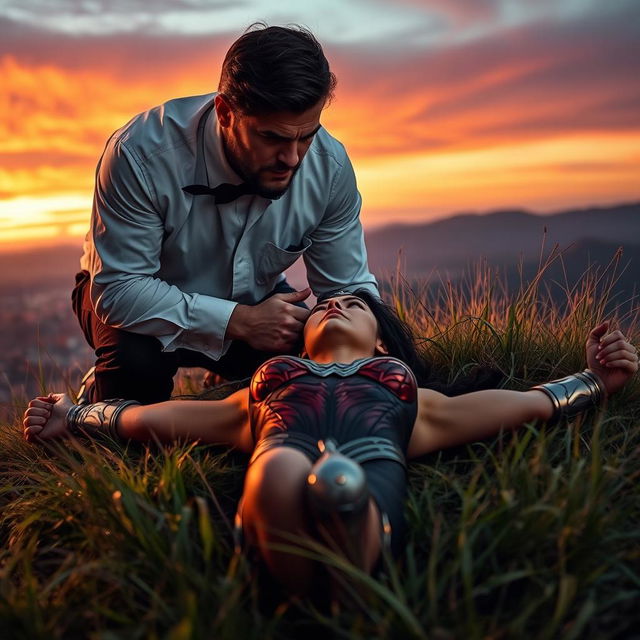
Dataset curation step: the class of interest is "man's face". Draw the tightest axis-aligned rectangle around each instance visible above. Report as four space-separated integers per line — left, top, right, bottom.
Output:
215 95 324 199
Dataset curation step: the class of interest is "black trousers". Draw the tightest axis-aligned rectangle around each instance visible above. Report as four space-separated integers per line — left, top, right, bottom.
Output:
72 271 303 404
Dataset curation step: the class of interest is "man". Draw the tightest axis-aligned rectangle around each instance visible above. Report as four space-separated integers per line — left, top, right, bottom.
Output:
73 23 379 405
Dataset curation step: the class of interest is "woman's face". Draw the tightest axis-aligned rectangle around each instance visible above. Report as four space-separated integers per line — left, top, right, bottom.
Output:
302 294 386 357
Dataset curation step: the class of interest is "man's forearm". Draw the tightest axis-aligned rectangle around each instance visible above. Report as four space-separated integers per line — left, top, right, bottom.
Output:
90 274 237 358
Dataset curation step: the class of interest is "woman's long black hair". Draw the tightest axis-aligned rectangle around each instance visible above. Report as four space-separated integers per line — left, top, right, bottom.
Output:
317 289 502 394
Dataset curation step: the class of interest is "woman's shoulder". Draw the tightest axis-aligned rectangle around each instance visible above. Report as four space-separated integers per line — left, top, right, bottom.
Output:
356 357 418 403
250 356 310 402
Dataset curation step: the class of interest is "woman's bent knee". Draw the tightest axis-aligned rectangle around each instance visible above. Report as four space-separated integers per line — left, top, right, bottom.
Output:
244 447 312 520
241 448 315 593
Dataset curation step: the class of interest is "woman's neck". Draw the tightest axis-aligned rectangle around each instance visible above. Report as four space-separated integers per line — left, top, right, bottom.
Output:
307 345 375 365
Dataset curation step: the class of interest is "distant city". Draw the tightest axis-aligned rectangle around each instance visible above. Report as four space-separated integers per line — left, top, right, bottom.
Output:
0 281 93 421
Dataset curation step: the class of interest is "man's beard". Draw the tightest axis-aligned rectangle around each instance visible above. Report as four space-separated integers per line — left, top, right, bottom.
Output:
245 162 301 200
222 136 300 200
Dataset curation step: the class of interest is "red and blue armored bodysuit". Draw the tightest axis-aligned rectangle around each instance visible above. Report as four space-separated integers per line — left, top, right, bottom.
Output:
249 355 419 549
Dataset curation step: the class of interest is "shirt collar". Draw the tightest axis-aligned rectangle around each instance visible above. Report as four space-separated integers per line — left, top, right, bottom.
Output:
204 102 244 187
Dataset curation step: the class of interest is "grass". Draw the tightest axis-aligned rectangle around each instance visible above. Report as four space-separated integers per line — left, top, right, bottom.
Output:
1 258 639 639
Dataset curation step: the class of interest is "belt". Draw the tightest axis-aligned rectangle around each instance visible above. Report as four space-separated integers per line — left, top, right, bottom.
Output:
250 431 406 469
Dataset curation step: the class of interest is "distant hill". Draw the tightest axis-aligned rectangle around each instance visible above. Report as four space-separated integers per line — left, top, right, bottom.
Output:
363 202 640 318
364 201 640 278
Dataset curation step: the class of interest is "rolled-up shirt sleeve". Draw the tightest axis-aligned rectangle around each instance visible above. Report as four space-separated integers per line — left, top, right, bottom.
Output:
88 138 236 359
304 149 379 298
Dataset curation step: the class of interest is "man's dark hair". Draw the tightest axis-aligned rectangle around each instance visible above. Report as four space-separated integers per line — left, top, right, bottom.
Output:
219 23 337 115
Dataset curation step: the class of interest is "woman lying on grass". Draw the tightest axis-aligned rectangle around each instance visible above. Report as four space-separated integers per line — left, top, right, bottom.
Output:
22 291 638 596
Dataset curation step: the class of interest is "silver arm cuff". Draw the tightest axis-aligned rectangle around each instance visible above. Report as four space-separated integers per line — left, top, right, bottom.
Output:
531 369 606 423
65 399 140 439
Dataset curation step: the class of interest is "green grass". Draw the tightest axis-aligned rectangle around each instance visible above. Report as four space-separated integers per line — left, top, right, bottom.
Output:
1 259 639 639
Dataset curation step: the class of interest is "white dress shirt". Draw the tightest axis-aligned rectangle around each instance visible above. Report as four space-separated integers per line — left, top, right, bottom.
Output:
80 93 378 360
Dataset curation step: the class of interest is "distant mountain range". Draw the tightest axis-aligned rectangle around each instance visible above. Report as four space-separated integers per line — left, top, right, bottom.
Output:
1 203 638 310
364 201 640 279
362 201 640 316
291 202 638 309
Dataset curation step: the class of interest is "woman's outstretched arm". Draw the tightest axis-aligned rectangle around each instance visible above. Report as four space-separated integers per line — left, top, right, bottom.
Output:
408 323 638 458
23 388 253 452
408 387 553 458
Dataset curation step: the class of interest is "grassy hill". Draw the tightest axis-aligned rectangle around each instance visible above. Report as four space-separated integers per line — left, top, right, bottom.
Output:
1 262 639 639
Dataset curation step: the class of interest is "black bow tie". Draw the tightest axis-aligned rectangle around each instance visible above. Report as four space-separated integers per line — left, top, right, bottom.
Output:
182 182 256 204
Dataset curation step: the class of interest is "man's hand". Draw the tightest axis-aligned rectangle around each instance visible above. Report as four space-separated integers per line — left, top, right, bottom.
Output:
227 288 311 352
23 393 73 442
586 322 638 396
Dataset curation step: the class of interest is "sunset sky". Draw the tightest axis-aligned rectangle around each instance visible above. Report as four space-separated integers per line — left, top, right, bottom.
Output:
1 0 639 251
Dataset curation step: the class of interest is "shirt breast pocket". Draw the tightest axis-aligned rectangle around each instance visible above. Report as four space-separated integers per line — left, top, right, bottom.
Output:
256 238 312 285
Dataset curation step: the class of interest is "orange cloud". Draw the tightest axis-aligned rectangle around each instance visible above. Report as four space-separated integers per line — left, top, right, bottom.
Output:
0 53 219 246
356 133 640 225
